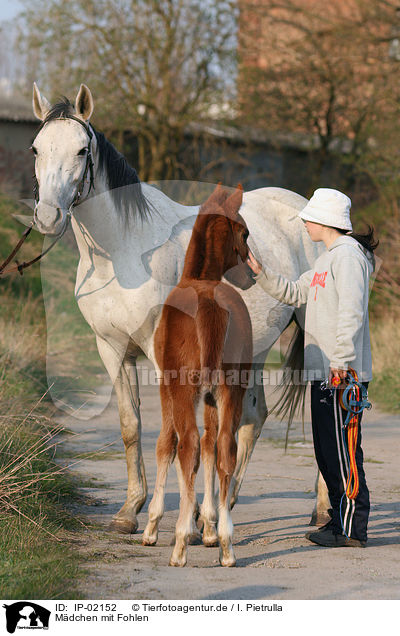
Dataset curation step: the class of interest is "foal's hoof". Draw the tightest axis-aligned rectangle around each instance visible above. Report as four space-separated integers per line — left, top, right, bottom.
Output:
142 537 157 546
219 556 236 567
219 544 236 567
169 558 186 567
109 517 138 534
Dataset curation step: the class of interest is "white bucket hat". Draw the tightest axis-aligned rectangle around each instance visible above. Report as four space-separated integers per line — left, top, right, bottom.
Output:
298 188 352 231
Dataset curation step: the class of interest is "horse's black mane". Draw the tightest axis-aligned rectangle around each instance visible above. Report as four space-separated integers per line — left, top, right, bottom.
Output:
94 129 150 222
36 97 151 223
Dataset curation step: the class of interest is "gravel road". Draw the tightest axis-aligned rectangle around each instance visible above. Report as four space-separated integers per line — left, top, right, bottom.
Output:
56 363 400 600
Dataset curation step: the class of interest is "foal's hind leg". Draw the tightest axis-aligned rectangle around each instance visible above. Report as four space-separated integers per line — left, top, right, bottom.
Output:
200 399 218 547
143 385 177 545
169 387 200 567
216 386 243 567
174 459 202 545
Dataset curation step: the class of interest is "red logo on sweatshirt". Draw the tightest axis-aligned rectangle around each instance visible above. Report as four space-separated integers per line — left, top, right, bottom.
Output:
310 271 328 300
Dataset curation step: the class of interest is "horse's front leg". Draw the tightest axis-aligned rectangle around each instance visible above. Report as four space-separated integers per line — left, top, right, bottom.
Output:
96 336 147 534
230 363 268 509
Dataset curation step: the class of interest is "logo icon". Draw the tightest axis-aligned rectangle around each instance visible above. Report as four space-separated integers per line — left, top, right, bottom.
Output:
3 602 50 633
310 270 328 300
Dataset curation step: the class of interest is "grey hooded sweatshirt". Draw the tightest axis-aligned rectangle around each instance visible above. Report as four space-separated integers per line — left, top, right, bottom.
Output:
254 235 373 382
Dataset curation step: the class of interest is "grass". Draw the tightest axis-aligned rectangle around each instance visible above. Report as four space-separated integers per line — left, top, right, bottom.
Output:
0 193 93 598
57 449 124 461
362 191 400 413
0 393 87 599
368 310 400 412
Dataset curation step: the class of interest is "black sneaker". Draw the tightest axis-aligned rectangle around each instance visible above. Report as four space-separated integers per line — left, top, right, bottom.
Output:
306 528 366 548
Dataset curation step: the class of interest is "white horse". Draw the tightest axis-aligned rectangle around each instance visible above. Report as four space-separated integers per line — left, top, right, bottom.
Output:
31 83 329 534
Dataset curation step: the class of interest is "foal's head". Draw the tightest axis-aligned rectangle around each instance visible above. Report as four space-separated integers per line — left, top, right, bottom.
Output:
195 184 255 290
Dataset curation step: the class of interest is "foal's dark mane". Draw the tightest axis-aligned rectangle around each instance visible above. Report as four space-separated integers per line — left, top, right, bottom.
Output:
35 97 151 223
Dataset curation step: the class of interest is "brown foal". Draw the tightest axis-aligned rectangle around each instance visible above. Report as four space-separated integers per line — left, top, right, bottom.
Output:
142 184 253 567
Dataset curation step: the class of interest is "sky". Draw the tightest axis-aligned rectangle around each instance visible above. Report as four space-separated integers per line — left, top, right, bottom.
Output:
0 0 23 22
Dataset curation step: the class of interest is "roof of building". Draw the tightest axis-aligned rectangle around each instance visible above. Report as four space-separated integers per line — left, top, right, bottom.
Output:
0 93 353 154
0 95 37 123
188 120 353 154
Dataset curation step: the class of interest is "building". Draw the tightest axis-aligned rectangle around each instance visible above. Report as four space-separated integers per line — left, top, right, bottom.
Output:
0 95 37 197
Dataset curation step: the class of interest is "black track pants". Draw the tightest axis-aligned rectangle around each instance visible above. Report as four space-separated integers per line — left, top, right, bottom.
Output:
311 380 370 542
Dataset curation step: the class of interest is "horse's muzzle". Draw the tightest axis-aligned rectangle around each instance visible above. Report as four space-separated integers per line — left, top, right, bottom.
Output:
34 202 66 235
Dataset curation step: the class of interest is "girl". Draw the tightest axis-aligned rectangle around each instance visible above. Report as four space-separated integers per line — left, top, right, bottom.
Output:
247 187 378 547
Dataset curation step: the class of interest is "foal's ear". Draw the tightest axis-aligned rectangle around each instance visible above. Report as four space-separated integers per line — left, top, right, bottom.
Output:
207 183 229 207
75 84 94 121
224 183 243 220
32 83 51 121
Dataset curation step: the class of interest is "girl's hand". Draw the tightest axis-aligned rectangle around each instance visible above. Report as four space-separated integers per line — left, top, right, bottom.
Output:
247 250 262 275
329 368 347 387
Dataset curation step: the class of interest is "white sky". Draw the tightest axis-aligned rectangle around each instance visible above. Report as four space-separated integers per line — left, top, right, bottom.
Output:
0 0 23 22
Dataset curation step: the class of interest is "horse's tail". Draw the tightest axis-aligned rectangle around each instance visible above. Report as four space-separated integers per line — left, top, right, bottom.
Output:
196 298 228 390
271 312 307 448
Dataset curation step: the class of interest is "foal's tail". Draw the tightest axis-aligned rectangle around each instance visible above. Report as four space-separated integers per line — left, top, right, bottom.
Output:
196 298 228 389
271 313 307 447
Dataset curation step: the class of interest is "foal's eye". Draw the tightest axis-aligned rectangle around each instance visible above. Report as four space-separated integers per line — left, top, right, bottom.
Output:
78 147 88 156
30 146 38 156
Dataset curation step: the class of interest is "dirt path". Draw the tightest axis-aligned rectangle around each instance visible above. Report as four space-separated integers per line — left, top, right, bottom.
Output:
57 363 400 600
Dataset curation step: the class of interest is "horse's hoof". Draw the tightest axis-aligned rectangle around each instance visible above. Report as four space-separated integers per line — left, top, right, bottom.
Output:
309 511 331 527
109 517 138 534
202 521 218 547
188 531 202 545
203 537 218 547
202 528 218 547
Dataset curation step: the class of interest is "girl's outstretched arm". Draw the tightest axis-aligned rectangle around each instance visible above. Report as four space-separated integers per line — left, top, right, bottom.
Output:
247 249 313 308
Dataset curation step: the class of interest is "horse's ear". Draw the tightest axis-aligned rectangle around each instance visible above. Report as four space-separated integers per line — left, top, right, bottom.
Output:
75 84 94 121
32 83 51 121
224 184 243 220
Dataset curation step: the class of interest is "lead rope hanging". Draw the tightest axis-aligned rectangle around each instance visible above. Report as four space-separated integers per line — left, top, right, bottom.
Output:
337 368 372 537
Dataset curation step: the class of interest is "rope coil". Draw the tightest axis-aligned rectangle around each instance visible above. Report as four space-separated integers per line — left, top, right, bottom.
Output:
337 368 372 536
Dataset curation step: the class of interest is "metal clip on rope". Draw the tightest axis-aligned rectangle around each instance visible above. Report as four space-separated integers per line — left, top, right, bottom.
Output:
341 370 372 423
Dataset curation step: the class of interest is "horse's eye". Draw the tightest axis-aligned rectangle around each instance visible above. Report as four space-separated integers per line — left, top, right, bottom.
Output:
30 146 38 156
243 230 249 242
78 147 88 156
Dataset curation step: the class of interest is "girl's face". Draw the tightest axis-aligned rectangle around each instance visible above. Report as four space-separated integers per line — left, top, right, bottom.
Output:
303 220 325 242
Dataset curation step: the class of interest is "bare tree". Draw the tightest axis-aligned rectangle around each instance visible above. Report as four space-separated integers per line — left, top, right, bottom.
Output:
237 0 400 191
18 0 237 181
